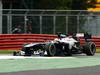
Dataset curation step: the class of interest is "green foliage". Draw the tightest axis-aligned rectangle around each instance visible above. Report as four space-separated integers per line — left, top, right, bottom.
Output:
36 0 96 10
8 0 96 9
0 50 15 54
37 0 72 9
71 0 97 10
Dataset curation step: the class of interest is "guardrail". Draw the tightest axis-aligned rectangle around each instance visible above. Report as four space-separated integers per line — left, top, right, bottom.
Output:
0 34 57 50
0 34 100 50
80 36 100 49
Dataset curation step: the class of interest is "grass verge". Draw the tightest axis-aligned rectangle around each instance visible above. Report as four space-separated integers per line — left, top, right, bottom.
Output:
0 50 17 54
96 49 100 53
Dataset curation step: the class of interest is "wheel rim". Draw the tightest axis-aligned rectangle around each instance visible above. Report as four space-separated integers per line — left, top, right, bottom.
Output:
49 44 56 56
91 44 96 54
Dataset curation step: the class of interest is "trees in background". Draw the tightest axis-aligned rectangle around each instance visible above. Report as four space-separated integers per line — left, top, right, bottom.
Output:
37 0 97 10
2 0 97 9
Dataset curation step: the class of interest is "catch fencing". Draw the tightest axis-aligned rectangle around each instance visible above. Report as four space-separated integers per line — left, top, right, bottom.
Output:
0 34 57 50
1 9 100 36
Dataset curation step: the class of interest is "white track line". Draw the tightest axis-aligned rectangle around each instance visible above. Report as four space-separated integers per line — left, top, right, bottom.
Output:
0 55 75 59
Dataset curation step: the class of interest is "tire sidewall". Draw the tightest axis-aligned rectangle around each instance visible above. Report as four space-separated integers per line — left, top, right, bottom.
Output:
84 42 96 56
46 43 56 56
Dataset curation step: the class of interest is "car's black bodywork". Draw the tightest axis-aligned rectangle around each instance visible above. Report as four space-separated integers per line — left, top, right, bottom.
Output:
13 34 96 56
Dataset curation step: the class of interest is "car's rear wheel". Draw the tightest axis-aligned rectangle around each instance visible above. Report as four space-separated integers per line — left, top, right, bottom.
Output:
83 42 96 56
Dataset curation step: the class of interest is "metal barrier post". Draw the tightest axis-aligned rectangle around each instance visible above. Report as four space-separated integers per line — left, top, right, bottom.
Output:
7 15 10 34
40 16 42 34
24 16 28 33
77 16 79 33
66 16 68 34
53 16 56 34
0 2 2 34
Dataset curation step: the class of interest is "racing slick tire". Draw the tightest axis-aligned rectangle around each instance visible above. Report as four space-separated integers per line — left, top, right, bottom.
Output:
24 47 32 56
13 51 19 56
64 44 72 56
83 42 96 56
45 43 56 56
13 51 25 56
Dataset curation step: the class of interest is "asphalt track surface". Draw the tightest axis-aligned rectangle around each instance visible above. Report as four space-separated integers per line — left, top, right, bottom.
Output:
1 66 100 75
0 54 100 75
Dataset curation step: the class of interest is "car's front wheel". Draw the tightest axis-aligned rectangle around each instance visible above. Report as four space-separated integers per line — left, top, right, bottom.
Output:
24 47 32 56
45 43 56 56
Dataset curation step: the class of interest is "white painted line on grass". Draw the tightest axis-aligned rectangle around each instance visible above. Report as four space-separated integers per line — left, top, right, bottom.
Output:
0 56 75 59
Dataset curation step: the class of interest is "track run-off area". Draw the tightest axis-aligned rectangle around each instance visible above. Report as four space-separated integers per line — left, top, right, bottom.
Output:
0 54 100 73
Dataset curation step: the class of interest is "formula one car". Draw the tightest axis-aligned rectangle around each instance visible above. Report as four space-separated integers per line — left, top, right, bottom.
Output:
13 33 96 56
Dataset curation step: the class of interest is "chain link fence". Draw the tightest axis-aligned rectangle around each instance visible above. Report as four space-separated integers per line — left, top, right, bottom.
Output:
1 9 100 36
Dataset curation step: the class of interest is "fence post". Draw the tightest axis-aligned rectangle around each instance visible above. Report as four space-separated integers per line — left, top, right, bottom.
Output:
7 15 11 34
40 16 42 34
53 16 56 34
66 16 68 34
77 16 79 33
24 16 28 33
10 15 12 34
0 1 2 34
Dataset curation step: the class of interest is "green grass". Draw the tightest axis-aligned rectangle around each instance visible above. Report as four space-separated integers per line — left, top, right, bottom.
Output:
96 49 100 53
0 50 17 54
